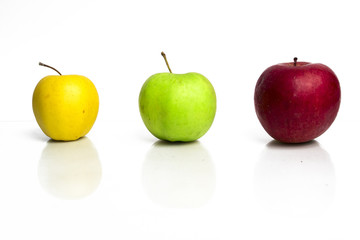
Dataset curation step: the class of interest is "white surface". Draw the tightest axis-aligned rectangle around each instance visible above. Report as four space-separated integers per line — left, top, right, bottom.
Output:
1 0 360 239
0 120 358 240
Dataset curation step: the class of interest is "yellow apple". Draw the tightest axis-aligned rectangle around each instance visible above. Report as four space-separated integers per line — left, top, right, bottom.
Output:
33 63 99 141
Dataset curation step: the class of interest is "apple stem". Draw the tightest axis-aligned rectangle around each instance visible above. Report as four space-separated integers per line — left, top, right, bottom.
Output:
294 57 298 66
39 62 62 75
161 52 172 73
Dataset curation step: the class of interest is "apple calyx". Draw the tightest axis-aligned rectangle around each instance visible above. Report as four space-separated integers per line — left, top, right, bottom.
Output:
293 57 298 66
39 62 62 75
161 52 172 73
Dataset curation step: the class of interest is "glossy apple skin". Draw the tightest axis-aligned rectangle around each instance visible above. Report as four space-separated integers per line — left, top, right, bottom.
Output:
254 61 341 143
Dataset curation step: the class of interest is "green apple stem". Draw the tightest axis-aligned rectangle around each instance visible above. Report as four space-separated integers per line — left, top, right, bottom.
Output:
161 52 172 73
293 57 298 66
39 62 62 75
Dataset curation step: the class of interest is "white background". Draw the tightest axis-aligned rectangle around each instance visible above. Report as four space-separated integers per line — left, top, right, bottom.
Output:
0 0 360 239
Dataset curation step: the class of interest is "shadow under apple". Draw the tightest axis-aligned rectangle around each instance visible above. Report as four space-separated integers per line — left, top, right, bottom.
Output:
38 137 102 200
142 141 216 208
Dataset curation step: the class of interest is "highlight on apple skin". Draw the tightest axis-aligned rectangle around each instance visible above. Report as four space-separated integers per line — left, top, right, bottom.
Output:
254 58 341 143
139 52 216 142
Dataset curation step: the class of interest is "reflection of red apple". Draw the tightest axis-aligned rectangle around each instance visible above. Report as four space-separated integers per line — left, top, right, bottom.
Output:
254 58 341 143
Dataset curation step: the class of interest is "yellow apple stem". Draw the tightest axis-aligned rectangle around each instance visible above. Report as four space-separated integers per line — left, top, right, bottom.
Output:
293 57 298 66
39 62 62 75
161 52 172 73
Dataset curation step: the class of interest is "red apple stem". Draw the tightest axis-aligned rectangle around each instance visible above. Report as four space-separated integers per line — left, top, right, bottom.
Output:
39 62 62 75
294 57 298 66
161 52 172 73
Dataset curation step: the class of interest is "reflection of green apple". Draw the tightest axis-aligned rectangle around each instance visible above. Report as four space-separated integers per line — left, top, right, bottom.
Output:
142 141 216 208
139 52 216 142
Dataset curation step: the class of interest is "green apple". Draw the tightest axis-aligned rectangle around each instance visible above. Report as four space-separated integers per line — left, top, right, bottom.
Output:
139 52 216 142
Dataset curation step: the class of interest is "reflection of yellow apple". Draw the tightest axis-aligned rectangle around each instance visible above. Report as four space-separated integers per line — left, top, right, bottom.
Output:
38 137 102 200
32 62 99 141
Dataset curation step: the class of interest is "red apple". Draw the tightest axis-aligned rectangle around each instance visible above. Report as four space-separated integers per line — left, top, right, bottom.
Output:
254 58 341 143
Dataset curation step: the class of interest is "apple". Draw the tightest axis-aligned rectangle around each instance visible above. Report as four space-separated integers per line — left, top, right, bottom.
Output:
33 62 99 141
139 52 216 142
254 58 341 143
